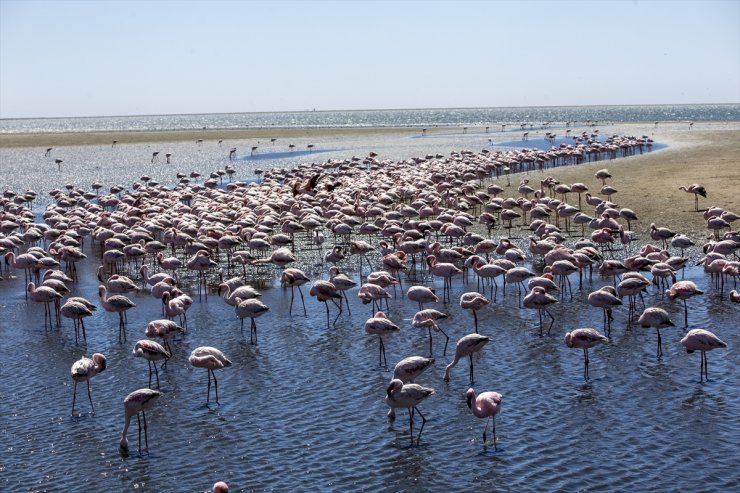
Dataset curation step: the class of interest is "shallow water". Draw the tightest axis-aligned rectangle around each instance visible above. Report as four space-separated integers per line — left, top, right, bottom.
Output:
1 128 739 492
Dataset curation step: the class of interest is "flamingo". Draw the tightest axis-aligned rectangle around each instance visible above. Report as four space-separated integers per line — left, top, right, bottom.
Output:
189 346 232 404
328 266 357 315
678 184 707 211
280 267 310 316
459 291 489 333
406 285 439 310
145 319 185 353
523 286 559 336
27 281 63 328
120 388 161 454
411 309 450 356
70 353 106 415
426 254 461 302
587 286 622 335
61 299 95 343
638 307 676 359
98 285 136 342
365 311 400 367
564 328 609 380
234 297 270 344
466 388 503 448
666 280 703 327
385 378 435 445
680 329 727 382
133 340 171 388
310 280 343 327
212 482 229 493
444 333 490 384
393 356 435 383
731 289 740 302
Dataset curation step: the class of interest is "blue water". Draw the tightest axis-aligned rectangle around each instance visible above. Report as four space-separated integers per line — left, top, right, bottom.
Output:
2 104 739 134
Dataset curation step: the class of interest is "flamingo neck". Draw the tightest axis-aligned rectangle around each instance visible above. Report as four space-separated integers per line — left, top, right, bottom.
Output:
120 413 132 448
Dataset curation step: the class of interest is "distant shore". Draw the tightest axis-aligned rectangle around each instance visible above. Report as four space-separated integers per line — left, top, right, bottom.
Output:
0 126 423 148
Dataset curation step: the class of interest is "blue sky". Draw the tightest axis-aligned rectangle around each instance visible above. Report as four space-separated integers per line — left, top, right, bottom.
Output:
1 0 738 118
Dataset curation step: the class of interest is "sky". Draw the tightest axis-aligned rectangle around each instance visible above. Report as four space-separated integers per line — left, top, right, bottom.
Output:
1 0 738 118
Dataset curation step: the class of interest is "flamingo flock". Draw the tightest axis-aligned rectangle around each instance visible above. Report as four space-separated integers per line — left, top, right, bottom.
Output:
1 129 736 470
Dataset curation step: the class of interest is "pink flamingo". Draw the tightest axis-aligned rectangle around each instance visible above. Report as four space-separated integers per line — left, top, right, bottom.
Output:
564 328 609 380
98 285 136 342
638 307 676 359
730 289 740 302
459 291 489 333
145 319 185 353
365 311 400 367
212 482 229 493
680 329 727 382
189 346 232 404
393 356 435 383
281 267 310 316
678 184 707 211
466 388 503 448
120 388 161 454
587 286 622 335
444 333 490 384
411 309 450 356
358 282 392 313
133 340 170 388
27 281 63 328
406 285 439 310
61 299 95 344
309 280 343 326
426 254 461 302
234 297 270 344
523 286 558 336
385 378 435 445
328 266 358 315
70 353 106 415
666 280 703 327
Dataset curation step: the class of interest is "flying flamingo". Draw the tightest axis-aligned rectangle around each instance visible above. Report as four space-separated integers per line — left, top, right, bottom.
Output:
310 280 343 327
459 291 489 333
385 378 435 445
680 329 727 382
98 285 136 342
280 267 310 316
133 340 171 388
70 353 106 415
666 280 703 327
638 307 676 359
189 346 232 404
234 297 270 344
365 311 400 367
466 388 503 448
564 328 609 380
120 388 161 454
411 308 450 356
523 286 559 336
444 333 490 384
678 184 707 211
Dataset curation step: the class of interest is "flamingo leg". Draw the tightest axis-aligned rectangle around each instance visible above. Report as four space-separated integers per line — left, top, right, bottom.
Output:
153 361 160 388
683 299 688 328
656 329 663 359
206 369 212 404
213 368 219 402
71 381 77 416
137 413 142 454
468 354 475 385
473 310 479 333
545 309 555 335
439 327 450 357
427 327 433 357
251 318 257 345
414 406 427 445
87 379 95 414
298 287 307 316
142 410 149 452
584 348 590 381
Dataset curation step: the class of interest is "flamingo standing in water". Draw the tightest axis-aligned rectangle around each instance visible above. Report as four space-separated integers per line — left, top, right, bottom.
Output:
406 285 439 310
365 311 400 367
309 280 342 327
666 280 703 327
234 297 270 344
98 285 136 342
133 340 171 388
189 346 232 404
281 267 310 316
120 388 161 454
523 286 559 336
61 299 95 344
28 281 63 328
459 292 489 333
426 254 461 302
385 378 435 445
70 353 106 415
145 319 185 353
564 328 609 380
411 309 450 356
638 307 676 359
444 333 490 384
587 286 622 335
466 388 503 448
680 329 727 382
